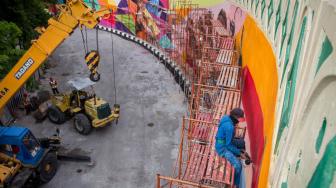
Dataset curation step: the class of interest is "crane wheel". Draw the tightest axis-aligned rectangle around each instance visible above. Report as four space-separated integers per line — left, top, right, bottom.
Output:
74 113 92 135
47 106 66 124
90 72 100 82
38 152 58 183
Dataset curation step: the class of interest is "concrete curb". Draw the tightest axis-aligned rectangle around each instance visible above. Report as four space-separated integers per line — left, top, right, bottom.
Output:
98 25 191 98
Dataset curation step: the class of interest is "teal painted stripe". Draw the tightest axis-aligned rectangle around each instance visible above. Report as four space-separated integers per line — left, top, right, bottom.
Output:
279 0 290 57
267 0 274 26
255 0 260 15
261 0 266 19
281 182 288 188
281 0 299 85
315 118 327 153
308 136 336 188
274 0 282 40
274 16 307 154
295 159 301 174
316 36 333 74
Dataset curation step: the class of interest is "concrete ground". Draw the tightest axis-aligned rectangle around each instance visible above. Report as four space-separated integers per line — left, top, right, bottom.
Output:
16 29 187 188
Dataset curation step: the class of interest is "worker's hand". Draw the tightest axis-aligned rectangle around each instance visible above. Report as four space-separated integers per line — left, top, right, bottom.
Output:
239 150 248 159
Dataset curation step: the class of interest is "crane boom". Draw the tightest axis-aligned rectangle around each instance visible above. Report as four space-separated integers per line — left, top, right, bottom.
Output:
0 0 110 110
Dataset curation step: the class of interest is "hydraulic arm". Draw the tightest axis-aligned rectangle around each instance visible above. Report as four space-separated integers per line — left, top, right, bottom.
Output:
0 0 110 110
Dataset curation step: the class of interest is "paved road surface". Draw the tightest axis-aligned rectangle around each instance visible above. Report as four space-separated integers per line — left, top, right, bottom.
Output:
16 29 187 188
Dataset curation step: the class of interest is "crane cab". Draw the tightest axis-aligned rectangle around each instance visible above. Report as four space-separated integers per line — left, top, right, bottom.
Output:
0 127 44 167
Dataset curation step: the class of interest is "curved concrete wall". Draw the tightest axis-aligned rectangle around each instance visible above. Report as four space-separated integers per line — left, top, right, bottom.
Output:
225 0 336 187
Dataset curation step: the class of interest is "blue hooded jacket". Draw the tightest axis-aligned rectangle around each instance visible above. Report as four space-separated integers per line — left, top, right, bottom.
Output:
215 115 241 156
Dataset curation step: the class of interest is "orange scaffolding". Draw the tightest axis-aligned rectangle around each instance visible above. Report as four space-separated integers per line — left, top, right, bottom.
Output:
157 5 245 188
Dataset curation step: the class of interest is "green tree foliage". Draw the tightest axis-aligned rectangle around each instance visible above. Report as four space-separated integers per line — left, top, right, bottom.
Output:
0 0 51 49
0 0 54 91
0 21 25 79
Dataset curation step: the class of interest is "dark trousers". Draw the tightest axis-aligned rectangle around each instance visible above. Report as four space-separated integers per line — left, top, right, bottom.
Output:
24 104 31 115
52 88 59 94
232 138 246 157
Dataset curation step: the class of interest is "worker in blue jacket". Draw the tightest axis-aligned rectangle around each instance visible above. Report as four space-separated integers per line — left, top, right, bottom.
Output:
215 108 249 187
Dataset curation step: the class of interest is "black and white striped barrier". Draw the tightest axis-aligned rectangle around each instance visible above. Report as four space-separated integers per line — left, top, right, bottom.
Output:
98 25 191 97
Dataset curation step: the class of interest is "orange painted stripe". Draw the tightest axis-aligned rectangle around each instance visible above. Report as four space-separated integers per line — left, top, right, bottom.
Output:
235 15 278 188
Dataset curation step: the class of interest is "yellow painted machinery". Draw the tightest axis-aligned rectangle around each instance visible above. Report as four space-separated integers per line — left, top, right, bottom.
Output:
0 0 111 110
48 78 120 135
0 153 22 185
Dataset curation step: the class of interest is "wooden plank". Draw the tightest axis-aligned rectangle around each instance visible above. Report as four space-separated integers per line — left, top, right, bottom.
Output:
228 51 233 64
212 152 220 180
228 91 234 114
217 50 221 60
217 66 225 87
231 68 238 88
233 92 239 108
220 67 225 87
232 68 238 88
204 127 217 177
214 90 224 120
226 67 232 87
222 90 230 117
193 145 206 182
198 145 210 180
184 144 199 180
221 50 226 63
199 114 207 140
229 39 234 49
229 67 235 88
204 113 212 139
217 157 225 182
204 146 214 177
225 39 229 49
218 91 226 116
222 50 227 64
189 144 202 181
197 114 205 139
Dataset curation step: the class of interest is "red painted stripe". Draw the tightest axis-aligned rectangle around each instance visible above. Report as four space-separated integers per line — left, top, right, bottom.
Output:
242 67 265 188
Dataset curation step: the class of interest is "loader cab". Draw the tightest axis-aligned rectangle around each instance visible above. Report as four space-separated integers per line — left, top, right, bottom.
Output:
0 127 44 167
70 90 90 108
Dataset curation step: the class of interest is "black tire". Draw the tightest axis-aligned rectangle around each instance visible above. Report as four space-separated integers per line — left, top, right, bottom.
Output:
74 113 92 135
38 152 58 183
89 72 100 82
47 106 66 124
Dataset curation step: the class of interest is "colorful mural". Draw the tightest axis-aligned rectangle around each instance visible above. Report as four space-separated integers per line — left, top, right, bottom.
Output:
236 14 278 188
230 0 336 188
85 0 170 47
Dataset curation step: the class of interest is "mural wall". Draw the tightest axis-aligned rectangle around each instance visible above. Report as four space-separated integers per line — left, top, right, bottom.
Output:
212 0 336 187
84 0 170 47
235 15 278 187
86 0 336 187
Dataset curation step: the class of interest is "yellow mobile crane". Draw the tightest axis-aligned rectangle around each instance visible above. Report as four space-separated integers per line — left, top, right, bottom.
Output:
0 0 110 109
0 0 120 134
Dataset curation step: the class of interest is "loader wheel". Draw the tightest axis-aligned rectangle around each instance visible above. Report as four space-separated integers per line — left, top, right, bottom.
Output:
74 113 92 135
38 152 58 183
47 106 66 124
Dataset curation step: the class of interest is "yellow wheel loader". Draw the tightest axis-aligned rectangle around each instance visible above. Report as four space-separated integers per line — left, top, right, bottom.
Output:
47 78 120 135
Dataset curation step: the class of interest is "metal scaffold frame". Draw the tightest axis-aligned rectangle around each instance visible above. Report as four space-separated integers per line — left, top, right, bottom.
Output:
157 4 245 187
